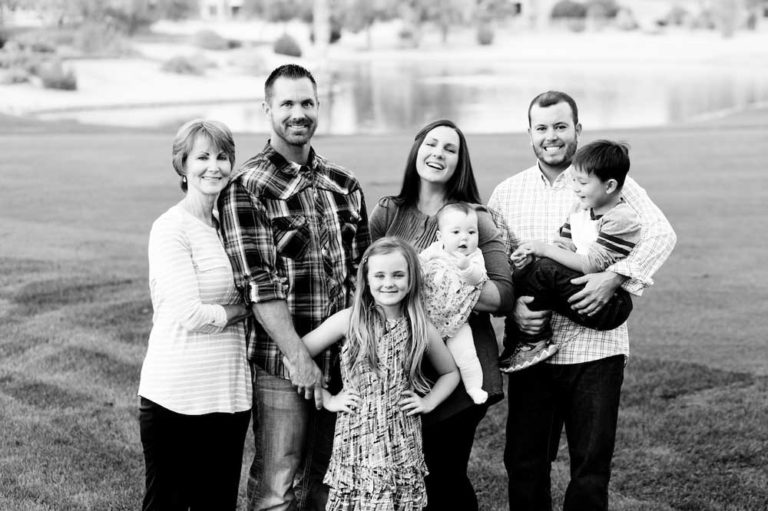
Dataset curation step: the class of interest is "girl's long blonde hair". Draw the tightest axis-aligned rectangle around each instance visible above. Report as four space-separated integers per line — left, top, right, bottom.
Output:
346 237 431 394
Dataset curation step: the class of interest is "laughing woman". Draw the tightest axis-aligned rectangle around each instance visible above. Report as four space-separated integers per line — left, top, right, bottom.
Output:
138 119 251 511
369 119 514 510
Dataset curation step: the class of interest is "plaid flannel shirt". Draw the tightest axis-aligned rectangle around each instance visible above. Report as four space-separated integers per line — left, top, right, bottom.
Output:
488 163 677 364
218 142 371 378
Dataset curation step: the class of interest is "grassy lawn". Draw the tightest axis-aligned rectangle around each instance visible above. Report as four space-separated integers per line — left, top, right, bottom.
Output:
1 113 767 510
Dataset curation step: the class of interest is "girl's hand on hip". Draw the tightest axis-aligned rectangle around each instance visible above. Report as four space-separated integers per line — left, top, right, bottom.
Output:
399 390 431 416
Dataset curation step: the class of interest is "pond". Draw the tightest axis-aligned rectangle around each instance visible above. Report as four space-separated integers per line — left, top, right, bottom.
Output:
36 58 768 134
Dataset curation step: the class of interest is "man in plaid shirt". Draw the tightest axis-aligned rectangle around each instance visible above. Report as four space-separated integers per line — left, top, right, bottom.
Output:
488 91 676 511
218 64 370 511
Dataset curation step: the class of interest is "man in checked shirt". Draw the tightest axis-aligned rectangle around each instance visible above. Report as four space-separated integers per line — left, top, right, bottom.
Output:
488 91 676 511
218 64 370 511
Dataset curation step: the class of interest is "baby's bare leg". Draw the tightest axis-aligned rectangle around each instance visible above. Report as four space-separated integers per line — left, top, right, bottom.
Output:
445 324 487 404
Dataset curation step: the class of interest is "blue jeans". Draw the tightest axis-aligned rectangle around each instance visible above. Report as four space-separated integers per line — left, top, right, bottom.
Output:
247 366 335 511
504 355 625 511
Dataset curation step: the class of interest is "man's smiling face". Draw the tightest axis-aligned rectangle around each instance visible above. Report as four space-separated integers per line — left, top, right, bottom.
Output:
528 101 581 171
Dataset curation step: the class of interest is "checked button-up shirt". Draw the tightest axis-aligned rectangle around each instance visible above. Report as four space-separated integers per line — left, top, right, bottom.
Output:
218 142 370 379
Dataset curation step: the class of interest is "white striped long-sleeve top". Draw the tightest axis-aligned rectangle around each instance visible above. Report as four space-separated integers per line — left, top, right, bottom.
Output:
138 204 251 415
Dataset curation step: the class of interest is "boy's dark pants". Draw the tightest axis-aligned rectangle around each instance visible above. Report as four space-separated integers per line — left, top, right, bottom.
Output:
505 257 633 349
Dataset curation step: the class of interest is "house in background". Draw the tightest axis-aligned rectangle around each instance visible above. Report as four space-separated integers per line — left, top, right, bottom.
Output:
199 0 243 20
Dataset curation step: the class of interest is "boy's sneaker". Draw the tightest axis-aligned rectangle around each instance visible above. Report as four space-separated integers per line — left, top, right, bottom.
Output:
499 340 560 373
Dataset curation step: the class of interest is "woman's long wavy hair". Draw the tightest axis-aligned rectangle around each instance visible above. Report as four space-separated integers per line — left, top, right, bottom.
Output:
345 237 431 394
394 119 482 208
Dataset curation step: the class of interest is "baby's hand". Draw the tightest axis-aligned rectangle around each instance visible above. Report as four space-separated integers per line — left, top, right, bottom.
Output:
324 389 360 414
398 390 431 416
451 251 471 270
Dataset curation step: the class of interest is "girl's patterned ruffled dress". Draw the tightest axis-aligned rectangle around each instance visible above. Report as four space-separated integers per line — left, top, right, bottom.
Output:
324 317 428 511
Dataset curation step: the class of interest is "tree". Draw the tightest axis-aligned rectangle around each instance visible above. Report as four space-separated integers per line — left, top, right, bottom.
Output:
714 0 738 37
416 0 467 43
337 0 397 49
104 0 155 35
243 0 313 23
27 0 157 32
154 0 197 21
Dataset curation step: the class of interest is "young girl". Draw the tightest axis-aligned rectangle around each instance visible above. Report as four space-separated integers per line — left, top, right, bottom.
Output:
298 237 459 510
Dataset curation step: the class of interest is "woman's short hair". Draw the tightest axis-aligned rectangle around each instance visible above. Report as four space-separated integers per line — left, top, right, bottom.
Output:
171 119 235 192
395 119 481 207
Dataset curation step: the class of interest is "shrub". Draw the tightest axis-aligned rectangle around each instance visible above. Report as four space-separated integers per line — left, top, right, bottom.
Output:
309 17 343 45
476 23 495 45
73 23 130 56
567 18 587 32
0 47 38 71
615 8 638 31
161 55 205 75
193 29 229 51
551 0 588 19
273 34 301 57
0 68 29 84
665 6 690 26
12 30 65 53
36 59 77 90
240 51 269 75
586 0 620 19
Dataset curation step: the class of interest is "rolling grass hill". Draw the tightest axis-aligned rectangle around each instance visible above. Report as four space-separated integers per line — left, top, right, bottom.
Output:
1 113 766 509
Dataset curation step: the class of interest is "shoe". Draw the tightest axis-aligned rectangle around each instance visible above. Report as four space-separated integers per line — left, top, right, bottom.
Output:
499 340 560 373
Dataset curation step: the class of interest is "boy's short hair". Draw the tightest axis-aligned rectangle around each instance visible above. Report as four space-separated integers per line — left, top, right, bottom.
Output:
436 202 477 228
572 140 631 188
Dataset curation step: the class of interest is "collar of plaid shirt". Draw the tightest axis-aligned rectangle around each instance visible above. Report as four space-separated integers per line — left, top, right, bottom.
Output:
262 141 318 177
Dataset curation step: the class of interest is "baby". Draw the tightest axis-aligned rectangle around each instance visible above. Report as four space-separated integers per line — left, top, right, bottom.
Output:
420 202 488 404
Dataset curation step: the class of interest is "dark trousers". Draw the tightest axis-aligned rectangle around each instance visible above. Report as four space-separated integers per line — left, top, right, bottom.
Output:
140 397 251 511
423 404 489 511
508 258 633 346
504 355 625 511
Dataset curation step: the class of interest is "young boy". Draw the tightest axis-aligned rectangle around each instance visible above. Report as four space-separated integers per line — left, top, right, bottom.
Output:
420 202 489 404
499 140 642 372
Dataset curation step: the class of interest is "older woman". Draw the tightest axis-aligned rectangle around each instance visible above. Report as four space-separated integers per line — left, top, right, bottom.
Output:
138 119 251 510
369 119 514 510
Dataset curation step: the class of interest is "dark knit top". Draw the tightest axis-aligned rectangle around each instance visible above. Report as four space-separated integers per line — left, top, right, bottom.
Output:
368 196 514 423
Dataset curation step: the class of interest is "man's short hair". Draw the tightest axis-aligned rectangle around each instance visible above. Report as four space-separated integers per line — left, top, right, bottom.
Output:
572 140 631 188
528 90 579 126
264 64 317 104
